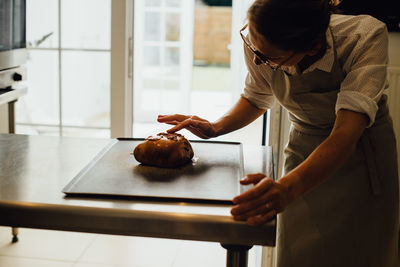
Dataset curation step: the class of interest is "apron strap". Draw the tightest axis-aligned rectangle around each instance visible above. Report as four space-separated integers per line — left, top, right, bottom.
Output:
361 130 382 196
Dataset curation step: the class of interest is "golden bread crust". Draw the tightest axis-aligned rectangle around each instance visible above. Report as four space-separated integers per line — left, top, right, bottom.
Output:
133 133 194 168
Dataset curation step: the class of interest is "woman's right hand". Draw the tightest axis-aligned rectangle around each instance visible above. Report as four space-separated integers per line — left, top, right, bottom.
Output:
157 114 218 139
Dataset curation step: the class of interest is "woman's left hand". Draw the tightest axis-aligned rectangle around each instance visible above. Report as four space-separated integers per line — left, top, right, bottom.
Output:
231 173 291 226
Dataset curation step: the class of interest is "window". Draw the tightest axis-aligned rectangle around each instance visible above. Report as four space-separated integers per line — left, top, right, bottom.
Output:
132 0 266 146
19 0 268 146
16 0 111 138
133 0 193 124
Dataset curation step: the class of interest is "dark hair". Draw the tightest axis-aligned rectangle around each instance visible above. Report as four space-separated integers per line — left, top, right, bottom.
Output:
247 0 338 52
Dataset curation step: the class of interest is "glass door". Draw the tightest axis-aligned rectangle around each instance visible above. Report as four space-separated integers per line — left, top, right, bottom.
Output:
132 0 266 146
133 0 194 124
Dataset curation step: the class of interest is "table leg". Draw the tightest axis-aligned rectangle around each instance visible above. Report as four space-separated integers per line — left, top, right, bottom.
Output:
12 227 19 243
8 100 16 134
8 101 19 243
221 244 253 267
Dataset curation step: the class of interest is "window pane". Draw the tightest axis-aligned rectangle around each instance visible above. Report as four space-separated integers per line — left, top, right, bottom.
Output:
166 0 181 7
61 0 111 49
141 90 161 112
163 47 180 77
160 90 181 111
165 47 180 67
163 66 180 77
144 46 160 66
61 51 110 128
143 79 161 89
165 13 180 41
16 50 59 125
192 66 231 91
145 0 161 7
26 0 58 48
141 89 181 113
144 12 161 41
164 79 179 90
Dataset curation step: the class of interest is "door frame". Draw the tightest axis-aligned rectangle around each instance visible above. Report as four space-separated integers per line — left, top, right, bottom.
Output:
110 0 133 138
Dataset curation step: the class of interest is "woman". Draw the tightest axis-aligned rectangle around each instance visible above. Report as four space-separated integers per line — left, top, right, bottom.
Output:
158 0 399 265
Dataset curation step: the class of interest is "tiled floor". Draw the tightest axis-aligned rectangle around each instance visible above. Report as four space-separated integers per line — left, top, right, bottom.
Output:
0 227 261 267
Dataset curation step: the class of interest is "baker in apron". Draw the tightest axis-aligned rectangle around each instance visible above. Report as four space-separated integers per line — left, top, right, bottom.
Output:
158 0 399 265
267 27 399 267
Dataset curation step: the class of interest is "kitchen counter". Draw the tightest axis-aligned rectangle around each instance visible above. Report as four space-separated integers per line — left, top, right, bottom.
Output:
0 133 275 267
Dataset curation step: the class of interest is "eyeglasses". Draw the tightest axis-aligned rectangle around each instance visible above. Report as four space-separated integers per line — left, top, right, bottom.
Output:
240 24 295 71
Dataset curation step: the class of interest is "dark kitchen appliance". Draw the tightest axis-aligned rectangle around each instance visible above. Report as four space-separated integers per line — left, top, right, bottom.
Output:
0 0 27 88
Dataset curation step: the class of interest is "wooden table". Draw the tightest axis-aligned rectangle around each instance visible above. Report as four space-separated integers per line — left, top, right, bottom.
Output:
0 133 276 267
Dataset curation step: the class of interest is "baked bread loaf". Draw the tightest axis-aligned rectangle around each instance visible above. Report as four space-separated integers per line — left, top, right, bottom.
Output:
133 133 194 168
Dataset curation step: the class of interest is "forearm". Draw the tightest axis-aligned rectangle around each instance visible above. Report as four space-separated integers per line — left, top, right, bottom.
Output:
278 110 368 202
278 132 357 201
213 96 266 136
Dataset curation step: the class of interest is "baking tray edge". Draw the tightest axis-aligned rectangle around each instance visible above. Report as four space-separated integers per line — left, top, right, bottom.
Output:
62 138 245 201
62 139 118 193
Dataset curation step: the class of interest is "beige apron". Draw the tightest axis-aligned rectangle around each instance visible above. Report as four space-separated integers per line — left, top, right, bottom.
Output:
271 27 399 266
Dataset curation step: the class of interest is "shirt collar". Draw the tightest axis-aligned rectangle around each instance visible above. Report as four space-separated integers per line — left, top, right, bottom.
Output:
304 27 335 73
280 27 335 75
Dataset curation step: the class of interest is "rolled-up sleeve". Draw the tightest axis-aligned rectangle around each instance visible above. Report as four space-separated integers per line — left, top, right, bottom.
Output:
336 18 389 127
241 45 275 110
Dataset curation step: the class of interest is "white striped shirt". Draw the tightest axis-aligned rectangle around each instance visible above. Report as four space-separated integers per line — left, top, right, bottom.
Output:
242 14 389 127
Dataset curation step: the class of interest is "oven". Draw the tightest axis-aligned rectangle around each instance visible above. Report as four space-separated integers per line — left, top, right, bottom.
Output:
0 0 27 89
0 0 27 134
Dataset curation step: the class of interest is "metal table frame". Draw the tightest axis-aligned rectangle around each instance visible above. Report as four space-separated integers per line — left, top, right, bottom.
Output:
0 134 275 267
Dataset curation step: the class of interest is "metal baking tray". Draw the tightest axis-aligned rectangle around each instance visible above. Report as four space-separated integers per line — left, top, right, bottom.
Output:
63 138 245 203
